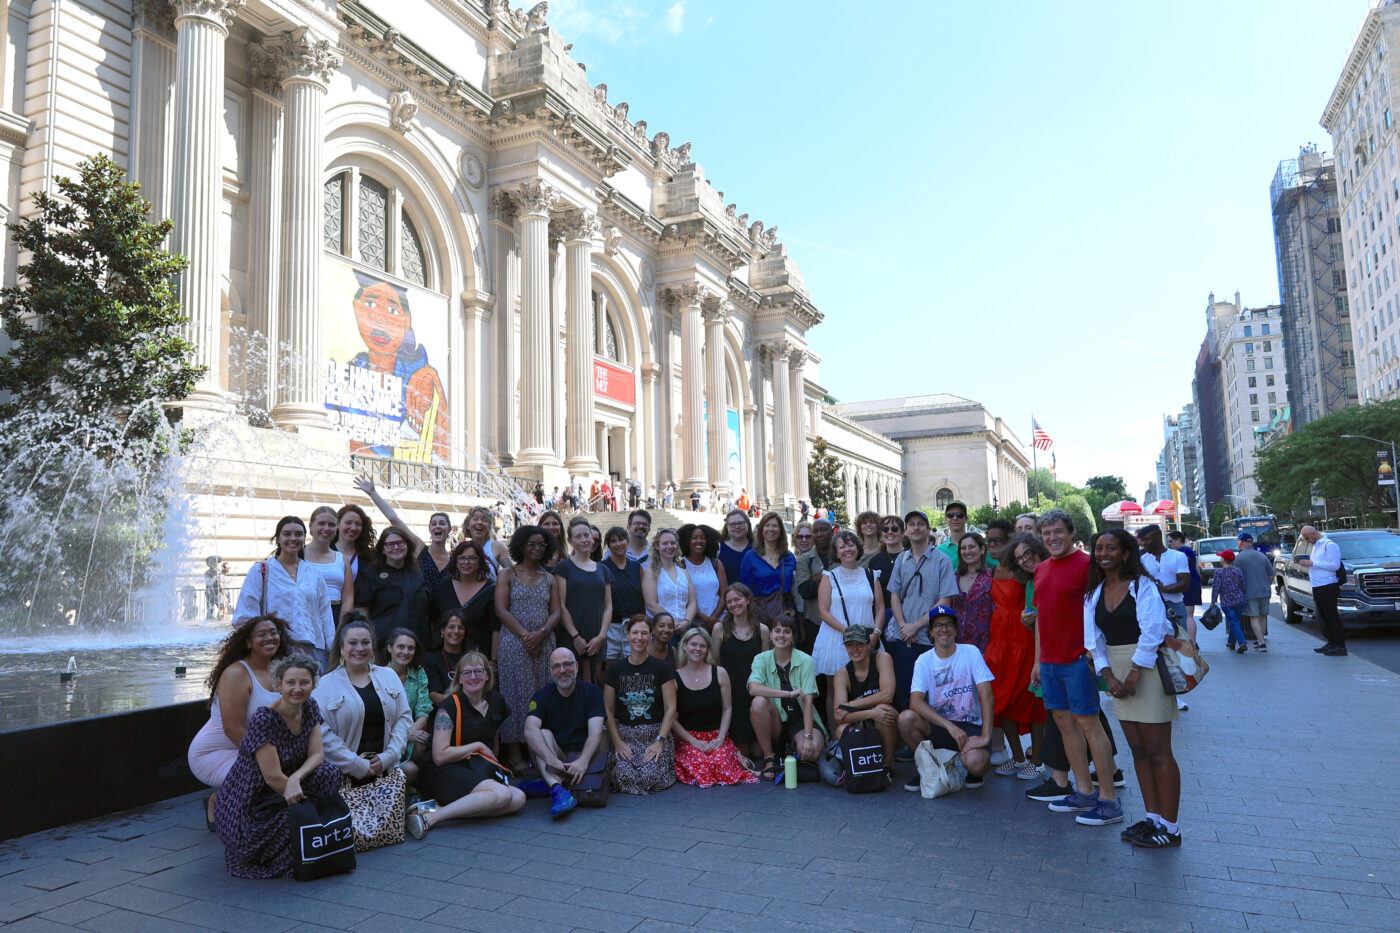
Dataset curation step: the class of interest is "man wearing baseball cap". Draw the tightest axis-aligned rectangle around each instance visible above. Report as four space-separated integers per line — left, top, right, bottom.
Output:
896 606 995 792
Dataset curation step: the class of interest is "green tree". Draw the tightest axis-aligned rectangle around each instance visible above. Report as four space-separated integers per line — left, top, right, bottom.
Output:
1026 467 1058 505
0 154 200 446
1059 493 1098 544
1208 501 1233 536
806 436 848 526
1255 400 1400 522
1084 475 1133 503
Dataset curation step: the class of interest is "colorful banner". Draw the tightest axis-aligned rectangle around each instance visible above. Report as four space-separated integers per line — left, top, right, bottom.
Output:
593 358 635 406
322 261 451 463
726 409 742 491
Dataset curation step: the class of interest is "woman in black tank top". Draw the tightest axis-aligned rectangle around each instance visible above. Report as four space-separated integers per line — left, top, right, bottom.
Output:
830 624 898 764
672 627 759 786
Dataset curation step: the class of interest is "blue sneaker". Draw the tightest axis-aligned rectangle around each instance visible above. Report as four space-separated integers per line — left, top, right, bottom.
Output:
549 783 577 819
1075 797 1125 826
1046 789 1097 813
517 778 550 799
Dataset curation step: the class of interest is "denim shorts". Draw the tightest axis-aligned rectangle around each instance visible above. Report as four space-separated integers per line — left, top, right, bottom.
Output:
1244 597 1269 617
1040 657 1100 716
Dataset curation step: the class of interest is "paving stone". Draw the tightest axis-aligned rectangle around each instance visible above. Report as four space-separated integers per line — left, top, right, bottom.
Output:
33 901 114 925
1225 864 1393 897
4 918 83 932
420 904 562 933
567 886 711 925
762 898 919 933
496 894 643 933
85 883 191 915
76 908 205 932
158 898 298 932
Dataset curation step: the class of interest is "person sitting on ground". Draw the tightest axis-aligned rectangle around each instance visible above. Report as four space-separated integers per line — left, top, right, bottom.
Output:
424 609 469 704
897 606 995 792
189 615 289 831
605 615 679 795
748 612 826 780
710 583 771 763
382 627 433 784
214 654 344 879
672 625 758 786
314 619 412 808
1209 549 1249 653
523 647 608 818
831 624 898 766
408 652 525 838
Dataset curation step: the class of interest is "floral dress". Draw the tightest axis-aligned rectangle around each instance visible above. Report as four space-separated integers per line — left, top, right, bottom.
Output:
498 570 555 743
214 699 343 879
954 569 994 652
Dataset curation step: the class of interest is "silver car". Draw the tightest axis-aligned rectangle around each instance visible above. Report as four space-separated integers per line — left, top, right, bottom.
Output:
1193 536 1238 585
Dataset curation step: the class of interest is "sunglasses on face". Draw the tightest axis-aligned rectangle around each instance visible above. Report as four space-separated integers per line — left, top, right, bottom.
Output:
946 513 966 520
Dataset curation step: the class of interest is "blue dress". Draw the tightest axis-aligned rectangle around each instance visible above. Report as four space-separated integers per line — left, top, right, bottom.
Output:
718 542 751 590
739 549 796 599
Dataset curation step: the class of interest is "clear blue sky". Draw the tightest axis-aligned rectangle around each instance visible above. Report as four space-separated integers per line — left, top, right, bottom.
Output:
551 0 1372 501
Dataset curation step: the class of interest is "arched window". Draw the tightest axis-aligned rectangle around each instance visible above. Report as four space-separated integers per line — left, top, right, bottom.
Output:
935 487 954 510
591 290 626 364
604 316 620 361
322 169 437 290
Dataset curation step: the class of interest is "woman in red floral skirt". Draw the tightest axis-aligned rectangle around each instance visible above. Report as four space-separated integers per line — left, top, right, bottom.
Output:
671 626 758 787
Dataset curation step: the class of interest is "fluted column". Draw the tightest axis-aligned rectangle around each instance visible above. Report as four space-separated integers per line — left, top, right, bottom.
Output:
489 190 520 464
244 41 283 417
668 285 708 492
742 403 756 498
560 210 599 472
704 299 731 493
768 341 794 504
514 181 557 465
265 28 338 427
789 350 810 501
169 0 244 410
642 362 660 487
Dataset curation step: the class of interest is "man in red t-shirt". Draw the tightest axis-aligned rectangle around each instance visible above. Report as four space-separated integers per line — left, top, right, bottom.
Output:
1031 509 1122 827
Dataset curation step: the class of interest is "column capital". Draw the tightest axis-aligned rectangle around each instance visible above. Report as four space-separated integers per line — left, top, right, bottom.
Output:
513 179 557 218
273 27 340 87
247 38 285 97
170 0 244 30
135 0 176 38
763 339 794 363
554 208 599 245
489 188 518 224
701 297 732 327
661 283 717 311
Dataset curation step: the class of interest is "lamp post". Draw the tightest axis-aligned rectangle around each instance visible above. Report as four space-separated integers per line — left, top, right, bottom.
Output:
1340 434 1400 529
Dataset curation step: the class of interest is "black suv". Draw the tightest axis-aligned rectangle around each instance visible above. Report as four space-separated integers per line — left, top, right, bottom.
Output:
1279 529 1400 631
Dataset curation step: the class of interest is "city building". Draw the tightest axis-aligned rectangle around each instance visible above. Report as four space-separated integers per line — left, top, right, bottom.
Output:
1153 453 1169 503
1218 302 1288 507
1194 297 1235 511
835 394 1030 512
1270 144 1356 426
814 407 905 517
1156 405 1200 517
1321 0 1400 403
0 0 834 545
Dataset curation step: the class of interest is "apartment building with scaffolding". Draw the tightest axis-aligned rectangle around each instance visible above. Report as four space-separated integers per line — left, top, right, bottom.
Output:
1271 145 1357 427
1322 0 1400 403
1220 302 1288 506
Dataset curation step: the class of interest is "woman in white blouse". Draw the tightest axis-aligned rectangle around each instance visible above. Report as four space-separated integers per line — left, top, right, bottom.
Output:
644 528 696 627
232 517 335 669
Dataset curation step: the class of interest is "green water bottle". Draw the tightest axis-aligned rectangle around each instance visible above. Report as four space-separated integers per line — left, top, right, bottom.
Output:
783 755 797 789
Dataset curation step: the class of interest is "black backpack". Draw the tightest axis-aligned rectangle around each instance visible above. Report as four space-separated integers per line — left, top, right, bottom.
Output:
837 715 888 794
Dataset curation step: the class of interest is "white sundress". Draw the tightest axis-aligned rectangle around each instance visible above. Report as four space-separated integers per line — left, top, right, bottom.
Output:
813 564 875 675
685 558 720 619
654 562 691 623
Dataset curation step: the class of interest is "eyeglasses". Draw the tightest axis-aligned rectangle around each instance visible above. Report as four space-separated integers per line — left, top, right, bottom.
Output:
946 512 967 520
384 540 408 549
1014 551 1036 564
882 524 903 533
460 668 487 678
795 533 812 540
931 621 955 630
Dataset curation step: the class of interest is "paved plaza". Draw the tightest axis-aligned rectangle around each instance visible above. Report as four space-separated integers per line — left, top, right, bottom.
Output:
3 617 1399 933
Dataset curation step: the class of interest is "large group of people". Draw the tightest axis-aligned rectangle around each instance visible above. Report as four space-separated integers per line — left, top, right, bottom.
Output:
192 489 1202 880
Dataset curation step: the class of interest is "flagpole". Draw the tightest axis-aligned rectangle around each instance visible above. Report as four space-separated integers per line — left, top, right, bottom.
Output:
1030 415 1039 508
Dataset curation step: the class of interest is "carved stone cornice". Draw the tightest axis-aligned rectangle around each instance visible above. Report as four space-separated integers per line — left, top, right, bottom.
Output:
275 27 341 85
512 179 556 217
135 0 176 39
658 217 750 272
169 0 244 30
554 209 599 244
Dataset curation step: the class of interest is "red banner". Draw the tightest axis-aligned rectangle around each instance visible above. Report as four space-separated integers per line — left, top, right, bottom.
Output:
593 359 635 405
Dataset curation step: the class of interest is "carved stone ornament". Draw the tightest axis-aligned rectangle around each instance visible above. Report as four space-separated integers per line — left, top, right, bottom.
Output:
490 189 518 222
593 83 608 104
247 39 285 96
765 340 793 362
389 90 418 133
650 131 670 159
526 2 549 32
701 298 732 327
513 179 555 216
614 102 629 121
639 258 655 291
674 142 692 164
603 226 622 256
748 220 765 244
556 209 599 243
760 225 778 252
448 75 469 97
277 27 341 84
169 0 245 29
134 0 176 37
459 149 486 190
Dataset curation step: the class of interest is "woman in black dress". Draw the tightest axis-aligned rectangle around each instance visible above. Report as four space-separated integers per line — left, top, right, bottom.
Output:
354 527 427 647
555 516 614 684
709 583 769 762
408 651 524 839
426 539 498 659
424 610 469 704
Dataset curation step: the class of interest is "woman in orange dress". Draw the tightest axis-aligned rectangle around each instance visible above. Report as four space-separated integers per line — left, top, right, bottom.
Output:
983 526 1046 780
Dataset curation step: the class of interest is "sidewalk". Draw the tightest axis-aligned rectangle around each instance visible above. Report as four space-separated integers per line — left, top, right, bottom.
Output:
3 617 1399 932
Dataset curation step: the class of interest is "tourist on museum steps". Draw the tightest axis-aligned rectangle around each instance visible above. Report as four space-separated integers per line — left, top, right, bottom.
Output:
624 509 652 563
190 614 289 831
815 531 883 726
304 506 355 628
644 528 697 628
423 609 467 704
334 501 376 584
603 527 646 664
605 615 678 795
854 511 883 567
555 516 615 684
864 515 906 618
672 626 758 786
710 583 770 763
1032 509 1123 827
214 654 344 879
409 651 524 839
536 511 566 572
983 526 1045 780
382 627 433 785
233 516 335 670
884 510 958 726
425 539 498 665
523 647 608 818
953 532 994 652
748 613 825 780
898 606 995 791
936 501 971 565
832 623 898 765
495 525 562 770
679 523 728 628
354 526 428 648
1086 529 1183 848
743 512 798 630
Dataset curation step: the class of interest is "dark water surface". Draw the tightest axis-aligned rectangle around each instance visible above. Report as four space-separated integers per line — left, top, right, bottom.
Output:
0 628 223 732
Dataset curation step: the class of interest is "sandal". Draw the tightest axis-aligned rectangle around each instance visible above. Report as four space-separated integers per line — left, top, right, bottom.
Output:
758 756 779 783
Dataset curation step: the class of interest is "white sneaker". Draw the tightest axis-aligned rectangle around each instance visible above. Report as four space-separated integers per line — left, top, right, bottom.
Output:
1176 696 1189 712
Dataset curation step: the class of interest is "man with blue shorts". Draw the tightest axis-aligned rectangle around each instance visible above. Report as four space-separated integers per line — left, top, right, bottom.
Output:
1031 509 1122 826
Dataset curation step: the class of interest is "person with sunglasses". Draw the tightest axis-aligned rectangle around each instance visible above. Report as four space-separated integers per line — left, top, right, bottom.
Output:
865 516 906 615
936 501 970 566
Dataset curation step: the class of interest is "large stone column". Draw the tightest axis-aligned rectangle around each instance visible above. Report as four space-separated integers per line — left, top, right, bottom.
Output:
789 350 810 501
703 299 731 493
270 28 338 428
561 210 599 473
514 181 557 465
742 403 757 499
489 191 519 464
767 340 794 505
641 362 660 488
169 0 244 410
671 285 708 493
245 41 283 417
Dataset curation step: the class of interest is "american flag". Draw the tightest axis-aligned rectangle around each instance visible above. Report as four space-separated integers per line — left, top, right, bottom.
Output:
1032 418 1054 451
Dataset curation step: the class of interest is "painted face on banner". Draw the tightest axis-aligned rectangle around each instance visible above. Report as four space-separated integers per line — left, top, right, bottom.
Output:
353 282 411 358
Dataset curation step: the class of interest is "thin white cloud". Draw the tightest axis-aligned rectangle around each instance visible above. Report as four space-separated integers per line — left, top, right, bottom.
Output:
665 1 685 34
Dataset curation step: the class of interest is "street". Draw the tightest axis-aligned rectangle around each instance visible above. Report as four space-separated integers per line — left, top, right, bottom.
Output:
1203 585 1400 675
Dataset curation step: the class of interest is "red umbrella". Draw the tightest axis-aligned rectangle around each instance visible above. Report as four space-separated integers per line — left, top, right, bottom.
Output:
1147 499 1177 516
1100 499 1143 521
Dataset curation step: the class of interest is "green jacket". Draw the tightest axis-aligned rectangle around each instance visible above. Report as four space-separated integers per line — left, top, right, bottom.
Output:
748 648 826 735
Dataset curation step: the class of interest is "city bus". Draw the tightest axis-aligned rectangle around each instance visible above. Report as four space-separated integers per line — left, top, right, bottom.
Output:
1220 515 1281 551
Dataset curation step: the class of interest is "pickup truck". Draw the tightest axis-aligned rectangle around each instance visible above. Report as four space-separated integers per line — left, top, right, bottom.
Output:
1278 528 1400 631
